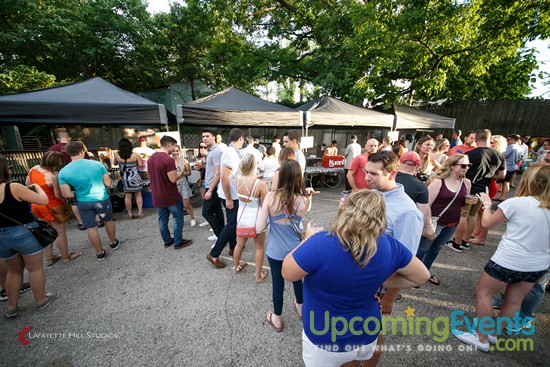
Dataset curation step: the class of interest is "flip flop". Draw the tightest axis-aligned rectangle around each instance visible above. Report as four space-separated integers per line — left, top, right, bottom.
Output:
266 310 283 332
233 261 247 274
255 269 269 284
62 252 82 263
428 275 441 285
46 255 62 266
294 300 303 319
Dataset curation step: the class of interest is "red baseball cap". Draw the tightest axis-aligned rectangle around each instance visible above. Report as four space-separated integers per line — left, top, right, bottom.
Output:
400 151 421 167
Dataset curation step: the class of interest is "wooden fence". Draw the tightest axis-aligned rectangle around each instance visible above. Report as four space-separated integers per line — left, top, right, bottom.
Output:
425 99 550 137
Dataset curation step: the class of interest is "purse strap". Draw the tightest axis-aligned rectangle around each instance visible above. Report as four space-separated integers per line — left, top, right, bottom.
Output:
0 211 34 230
435 179 464 220
237 178 260 225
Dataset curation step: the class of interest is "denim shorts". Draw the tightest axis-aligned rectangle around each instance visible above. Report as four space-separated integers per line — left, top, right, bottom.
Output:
484 260 547 283
77 198 113 228
0 222 45 260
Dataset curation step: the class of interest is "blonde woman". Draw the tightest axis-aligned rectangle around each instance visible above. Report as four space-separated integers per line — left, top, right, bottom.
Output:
455 166 550 351
232 154 269 282
414 136 441 182
469 135 507 245
432 138 450 165
282 190 429 367
416 154 472 284
172 145 196 226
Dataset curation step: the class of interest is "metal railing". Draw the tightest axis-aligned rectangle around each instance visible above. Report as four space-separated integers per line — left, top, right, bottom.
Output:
0 150 46 183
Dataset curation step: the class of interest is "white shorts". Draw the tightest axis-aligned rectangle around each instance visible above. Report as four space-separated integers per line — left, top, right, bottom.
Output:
302 330 378 367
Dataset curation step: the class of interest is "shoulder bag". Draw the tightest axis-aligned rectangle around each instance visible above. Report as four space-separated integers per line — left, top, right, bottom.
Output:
0 212 58 247
49 201 75 224
284 199 304 241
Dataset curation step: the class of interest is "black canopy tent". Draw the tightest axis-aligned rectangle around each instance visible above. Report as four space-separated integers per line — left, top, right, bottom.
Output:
0 77 168 126
176 87 301 127
297 95 394 128
393 104 455 130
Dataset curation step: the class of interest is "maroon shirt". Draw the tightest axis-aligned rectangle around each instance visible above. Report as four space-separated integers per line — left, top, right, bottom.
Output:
431 179 467 227
147 152 181 208
48 143 71 165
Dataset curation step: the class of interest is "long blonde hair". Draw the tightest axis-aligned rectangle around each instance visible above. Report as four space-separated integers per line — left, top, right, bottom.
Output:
329 190 387 267
515 165 550 209
434 154 467 180
492 135 507 153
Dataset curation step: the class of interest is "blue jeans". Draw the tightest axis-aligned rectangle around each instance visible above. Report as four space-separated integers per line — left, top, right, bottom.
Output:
416 224 457 270
157 201 184 245
210 199 238 258
520 271 550 318
202 188 224 236
268 256 303 316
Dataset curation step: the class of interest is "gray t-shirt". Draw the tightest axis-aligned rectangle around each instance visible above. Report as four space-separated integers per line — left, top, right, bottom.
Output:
205 144 224 189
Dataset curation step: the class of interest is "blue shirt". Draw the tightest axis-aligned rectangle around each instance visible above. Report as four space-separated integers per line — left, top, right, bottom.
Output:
58 160 109 202
503 143 523 171
380 184 424 255
293 232 412 351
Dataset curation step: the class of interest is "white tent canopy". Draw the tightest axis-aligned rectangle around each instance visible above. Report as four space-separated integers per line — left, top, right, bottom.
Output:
394 104 455 130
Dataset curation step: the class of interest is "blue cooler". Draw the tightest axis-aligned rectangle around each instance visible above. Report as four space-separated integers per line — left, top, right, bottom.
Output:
142 192 154 208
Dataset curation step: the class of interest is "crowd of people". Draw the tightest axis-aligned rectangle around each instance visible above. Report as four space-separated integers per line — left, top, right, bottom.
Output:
0 128 549 367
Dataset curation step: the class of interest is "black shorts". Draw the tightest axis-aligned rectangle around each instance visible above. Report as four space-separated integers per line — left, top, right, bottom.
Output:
497 170 515 183
484 260 547 283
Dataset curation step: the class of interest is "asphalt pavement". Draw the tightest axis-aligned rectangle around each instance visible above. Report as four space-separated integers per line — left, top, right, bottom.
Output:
0 181 548 367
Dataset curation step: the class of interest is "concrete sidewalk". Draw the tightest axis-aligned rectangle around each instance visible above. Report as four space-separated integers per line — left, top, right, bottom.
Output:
0 184 548 366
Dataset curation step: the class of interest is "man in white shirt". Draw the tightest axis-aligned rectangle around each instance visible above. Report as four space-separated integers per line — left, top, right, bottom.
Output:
342 135 362 194
207 128 245 269
133 136 156 172
283 130 306 173
241 136 264 165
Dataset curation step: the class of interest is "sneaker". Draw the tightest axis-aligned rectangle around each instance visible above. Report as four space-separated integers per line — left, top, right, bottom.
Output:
340 190 350 195
174 239 193 249
3 307 19 319
190 219 197 227
492 293 504 309
199 221 209 227
461 241 470 250
98 220 105 228
208 234 218 241
77 223 87 231
0 289 7 302
20 282 31 294
36 291 60 311
110 239 120 250
209 228 213 232
395 294 403 303
96 250 107 261
488 334 497 345
453 331 489 352
164 239 174 248
445 241 463 253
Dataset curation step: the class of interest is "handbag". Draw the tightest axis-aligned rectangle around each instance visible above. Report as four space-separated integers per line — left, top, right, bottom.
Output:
236 178 260 239
0 212 58 247
431 179 463 231
117 159 126 192
48 202 75 224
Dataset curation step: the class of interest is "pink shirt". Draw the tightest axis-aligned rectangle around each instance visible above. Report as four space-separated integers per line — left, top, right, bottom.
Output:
349 154 370 190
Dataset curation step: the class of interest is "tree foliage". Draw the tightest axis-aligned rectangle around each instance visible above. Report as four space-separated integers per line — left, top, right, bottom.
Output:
0 0 548 106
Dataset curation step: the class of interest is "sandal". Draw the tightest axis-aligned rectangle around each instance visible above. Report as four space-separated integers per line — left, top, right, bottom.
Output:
233 261 247 274
46 255 62 266
138 213 144 219
428 275 441 285
255 269 269 284
266 310 283 332
294 300 303 319
62 252 82 263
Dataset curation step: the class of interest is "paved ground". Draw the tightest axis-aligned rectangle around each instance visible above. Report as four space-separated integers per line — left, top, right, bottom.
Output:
1 180 548 366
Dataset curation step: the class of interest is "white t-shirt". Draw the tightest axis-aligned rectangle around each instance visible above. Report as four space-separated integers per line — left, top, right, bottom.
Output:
241 145 263 165
217 145 241 200
294 149 306 174
258 156 280 180
491 197 550 272
344 142 362 169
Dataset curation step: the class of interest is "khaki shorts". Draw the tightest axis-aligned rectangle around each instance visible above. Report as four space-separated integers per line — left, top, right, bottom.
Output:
460 200 483 217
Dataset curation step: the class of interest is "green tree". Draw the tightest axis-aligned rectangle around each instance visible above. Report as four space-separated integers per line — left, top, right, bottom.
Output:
0 65 57 95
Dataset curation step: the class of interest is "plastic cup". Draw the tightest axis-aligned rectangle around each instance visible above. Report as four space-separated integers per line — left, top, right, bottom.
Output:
465 195 477 205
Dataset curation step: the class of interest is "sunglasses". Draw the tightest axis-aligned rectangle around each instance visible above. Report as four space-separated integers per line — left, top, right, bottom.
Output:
454 163 472 169
199 146 207 149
